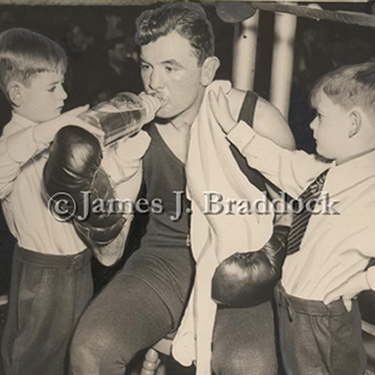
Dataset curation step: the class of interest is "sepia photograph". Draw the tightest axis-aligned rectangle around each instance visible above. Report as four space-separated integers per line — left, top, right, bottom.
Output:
0 1 375 374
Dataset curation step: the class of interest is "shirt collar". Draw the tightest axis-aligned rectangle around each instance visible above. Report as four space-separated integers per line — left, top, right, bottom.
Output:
325 150 375 197
2 112 37 137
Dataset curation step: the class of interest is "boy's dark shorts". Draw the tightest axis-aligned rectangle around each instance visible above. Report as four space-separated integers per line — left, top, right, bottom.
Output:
275 283 367 375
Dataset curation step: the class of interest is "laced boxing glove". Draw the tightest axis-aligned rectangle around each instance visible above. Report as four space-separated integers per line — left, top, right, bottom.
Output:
211 225 290 307
43 93 159 259
44 125 125 247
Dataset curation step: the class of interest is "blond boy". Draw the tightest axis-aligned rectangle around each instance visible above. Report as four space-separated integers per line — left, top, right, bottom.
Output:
210 62 375 375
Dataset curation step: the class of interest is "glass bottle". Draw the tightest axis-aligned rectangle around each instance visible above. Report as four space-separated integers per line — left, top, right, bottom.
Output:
78 92 160 147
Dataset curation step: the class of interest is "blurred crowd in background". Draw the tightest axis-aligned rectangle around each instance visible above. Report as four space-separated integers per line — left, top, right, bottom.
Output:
0 3 374 146
0 4 235 131
0 1 375 295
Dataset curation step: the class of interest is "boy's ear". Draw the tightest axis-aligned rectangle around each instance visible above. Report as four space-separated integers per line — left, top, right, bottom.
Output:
201 56 220 87
7 81 23 107
348 110 361 138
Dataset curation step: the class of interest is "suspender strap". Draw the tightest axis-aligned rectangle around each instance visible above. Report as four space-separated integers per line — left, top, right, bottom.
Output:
238 90 258 126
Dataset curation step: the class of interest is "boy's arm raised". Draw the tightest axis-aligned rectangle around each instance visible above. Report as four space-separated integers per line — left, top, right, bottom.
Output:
226 87 295 151
210 88 329 198
33 105 104 145
0 106 104 199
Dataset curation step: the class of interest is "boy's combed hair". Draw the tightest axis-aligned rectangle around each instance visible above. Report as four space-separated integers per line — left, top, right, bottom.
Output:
0 28 67 96
135 1 214 66
310 62 375 121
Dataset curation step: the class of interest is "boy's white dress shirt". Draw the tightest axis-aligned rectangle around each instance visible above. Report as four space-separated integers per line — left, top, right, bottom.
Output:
0 112 150 255
0 113 87 254
228 120 375 301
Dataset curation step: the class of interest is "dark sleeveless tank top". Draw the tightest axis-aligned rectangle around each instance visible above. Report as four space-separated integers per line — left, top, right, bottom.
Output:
139 91 265 250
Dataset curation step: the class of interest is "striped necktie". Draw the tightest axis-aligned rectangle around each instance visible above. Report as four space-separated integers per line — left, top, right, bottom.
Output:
287 170 328 255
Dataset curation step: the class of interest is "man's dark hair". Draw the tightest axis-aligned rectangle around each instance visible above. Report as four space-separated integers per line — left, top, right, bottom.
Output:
135 1 215 66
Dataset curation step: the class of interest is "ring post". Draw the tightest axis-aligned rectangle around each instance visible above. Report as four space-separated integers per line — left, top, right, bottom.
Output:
270 9 297 119
232 10 259 91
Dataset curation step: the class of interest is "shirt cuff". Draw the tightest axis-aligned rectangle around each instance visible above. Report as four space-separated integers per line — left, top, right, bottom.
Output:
102 130 150 185
366 267 375 291
6 127 38 163
226 120 256 153
115 130 151 162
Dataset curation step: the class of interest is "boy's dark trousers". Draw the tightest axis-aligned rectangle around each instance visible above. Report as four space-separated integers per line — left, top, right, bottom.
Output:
1 245 93 375
275 284 367 375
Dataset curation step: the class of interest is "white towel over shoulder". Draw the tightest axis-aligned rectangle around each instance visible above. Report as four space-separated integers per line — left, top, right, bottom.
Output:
172 80 274 374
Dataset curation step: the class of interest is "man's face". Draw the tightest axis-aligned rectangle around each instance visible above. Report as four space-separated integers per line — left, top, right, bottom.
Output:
140 31 206 123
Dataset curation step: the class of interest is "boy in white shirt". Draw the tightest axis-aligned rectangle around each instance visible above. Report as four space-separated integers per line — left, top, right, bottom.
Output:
0 28 115 375
210 62 375 375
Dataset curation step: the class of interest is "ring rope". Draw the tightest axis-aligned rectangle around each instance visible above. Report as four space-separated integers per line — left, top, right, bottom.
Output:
251 3 375 28
0 0 155 6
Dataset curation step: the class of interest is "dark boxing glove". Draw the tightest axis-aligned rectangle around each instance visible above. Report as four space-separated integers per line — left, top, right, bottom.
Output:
211 225 290 307
43 125 125 246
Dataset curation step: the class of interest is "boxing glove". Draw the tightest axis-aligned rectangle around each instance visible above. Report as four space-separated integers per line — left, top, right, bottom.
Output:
211 225 290 307
43 125 125 247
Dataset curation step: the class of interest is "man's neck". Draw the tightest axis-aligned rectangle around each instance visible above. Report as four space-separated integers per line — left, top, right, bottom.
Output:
168 88 205 131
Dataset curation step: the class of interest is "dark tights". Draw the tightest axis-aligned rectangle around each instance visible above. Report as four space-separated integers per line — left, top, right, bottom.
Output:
70 274 172 375
70 275 277 375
